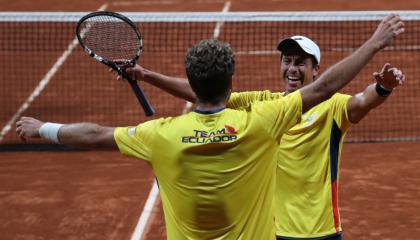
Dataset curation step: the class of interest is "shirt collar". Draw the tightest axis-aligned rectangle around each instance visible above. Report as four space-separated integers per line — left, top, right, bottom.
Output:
194 106 226 114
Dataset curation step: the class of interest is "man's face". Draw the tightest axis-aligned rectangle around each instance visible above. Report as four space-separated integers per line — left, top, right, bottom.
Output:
280 48 319 93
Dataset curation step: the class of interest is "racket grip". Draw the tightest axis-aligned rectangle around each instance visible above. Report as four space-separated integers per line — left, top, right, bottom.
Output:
126 77 155 116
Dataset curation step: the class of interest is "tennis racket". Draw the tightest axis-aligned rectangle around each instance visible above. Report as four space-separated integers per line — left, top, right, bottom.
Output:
76 11 154 116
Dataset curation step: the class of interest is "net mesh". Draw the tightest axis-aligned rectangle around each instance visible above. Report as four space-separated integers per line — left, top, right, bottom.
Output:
1 11 420 145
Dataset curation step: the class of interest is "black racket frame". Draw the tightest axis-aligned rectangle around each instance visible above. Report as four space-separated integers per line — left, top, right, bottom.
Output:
76 11 154 116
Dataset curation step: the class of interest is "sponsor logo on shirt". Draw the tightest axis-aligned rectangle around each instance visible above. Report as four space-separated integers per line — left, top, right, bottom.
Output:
302 113 318 127
181 125 238 143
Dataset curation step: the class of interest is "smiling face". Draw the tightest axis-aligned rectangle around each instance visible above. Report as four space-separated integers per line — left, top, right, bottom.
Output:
280 47 319 94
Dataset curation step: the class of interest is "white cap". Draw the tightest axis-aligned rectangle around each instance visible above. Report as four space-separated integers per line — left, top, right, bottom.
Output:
277 35 321 64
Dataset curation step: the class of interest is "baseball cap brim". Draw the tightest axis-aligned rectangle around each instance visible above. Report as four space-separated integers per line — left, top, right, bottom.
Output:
277 36 321 64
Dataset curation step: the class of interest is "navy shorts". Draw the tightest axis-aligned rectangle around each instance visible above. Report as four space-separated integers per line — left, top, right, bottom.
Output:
276 232 342 240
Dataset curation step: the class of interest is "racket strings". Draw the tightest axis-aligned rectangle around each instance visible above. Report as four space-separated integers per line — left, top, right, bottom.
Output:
79 15 141 62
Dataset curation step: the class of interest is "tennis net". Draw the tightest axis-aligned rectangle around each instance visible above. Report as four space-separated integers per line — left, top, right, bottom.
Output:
1 11 419 146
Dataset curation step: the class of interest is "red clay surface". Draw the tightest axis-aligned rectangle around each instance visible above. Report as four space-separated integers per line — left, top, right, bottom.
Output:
0 151 155 240
339 142 420 240
1 1 420 239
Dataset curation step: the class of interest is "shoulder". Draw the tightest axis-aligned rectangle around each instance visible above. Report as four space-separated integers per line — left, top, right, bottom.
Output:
231 90 285 100
134 116 182 132
252 90 301 113
283 90 302 105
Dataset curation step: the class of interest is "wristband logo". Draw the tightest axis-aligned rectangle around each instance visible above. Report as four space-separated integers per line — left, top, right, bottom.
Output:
181 125 238 143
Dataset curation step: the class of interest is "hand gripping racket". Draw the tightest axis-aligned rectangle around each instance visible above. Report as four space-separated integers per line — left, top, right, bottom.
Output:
76 11 154 116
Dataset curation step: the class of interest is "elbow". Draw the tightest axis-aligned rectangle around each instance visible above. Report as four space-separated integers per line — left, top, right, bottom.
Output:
348 100 370 124
349 115 362 124
77 124 106 149
59 123 113 150
88 125 108 148
349 108 371 124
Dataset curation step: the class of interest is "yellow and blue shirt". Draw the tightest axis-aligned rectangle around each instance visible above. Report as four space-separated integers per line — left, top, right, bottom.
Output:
114 91 302 240
228 91 352 239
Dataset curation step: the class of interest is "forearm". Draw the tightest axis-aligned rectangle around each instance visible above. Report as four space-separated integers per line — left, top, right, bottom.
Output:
58 123 116 149
347 83 388 123
301 40 379 112
18 117 117 150
360 83 388 108
142 69 196 102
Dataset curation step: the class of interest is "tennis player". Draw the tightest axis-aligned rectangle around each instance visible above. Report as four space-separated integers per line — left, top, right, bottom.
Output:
17 14 403 240
116 14 405 240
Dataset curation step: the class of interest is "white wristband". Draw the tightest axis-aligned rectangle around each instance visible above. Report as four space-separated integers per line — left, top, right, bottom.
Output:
38 122 64 144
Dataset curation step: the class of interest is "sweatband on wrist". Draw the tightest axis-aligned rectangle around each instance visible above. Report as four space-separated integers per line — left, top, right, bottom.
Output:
38 122 64 144
375 83 392 97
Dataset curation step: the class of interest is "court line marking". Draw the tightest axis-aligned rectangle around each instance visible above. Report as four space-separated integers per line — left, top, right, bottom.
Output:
132 1 232 240
212 1 231 39
113 0 176 5
113 0 226 6
181 0 231 115
0 3 108 143
272 0 300 2
130 180 159 240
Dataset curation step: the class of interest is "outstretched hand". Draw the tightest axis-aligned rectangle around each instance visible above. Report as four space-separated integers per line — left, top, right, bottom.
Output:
373 63 405 90
369 13 405 51
15 117 44 142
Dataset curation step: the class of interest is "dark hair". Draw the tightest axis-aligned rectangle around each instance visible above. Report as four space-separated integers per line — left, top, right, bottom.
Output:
185 39 235 104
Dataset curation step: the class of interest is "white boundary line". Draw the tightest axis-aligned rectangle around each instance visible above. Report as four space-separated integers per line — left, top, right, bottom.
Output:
0 4 108 143
181 1 231 115
213 1 232 38
112 0 226 6
132 2 232 239
113 0 176 5
130 180 160 240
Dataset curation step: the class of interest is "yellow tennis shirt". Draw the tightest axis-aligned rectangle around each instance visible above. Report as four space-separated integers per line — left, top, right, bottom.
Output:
228 91 352 239
114 91 302 240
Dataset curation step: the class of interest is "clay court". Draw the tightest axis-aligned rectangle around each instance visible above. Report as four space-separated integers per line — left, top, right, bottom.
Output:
0 0 420 239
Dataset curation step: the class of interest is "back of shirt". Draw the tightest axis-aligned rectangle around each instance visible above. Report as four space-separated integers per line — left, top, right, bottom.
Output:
114 91 302 240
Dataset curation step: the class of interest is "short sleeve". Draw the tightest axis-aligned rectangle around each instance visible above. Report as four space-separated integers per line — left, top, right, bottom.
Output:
331 93 352 132
114 120 159 162
254 91 302 142
228 90 284 109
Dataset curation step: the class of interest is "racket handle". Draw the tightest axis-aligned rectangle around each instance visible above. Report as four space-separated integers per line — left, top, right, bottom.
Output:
126 76 155 116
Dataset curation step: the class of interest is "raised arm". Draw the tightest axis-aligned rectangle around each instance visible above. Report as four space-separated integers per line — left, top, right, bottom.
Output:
123 64 196 102
299 14 404 113
16 117 117 150
347 63 405 123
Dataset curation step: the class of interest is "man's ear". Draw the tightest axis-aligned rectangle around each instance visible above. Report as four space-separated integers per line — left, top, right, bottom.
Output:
313 64 320 80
